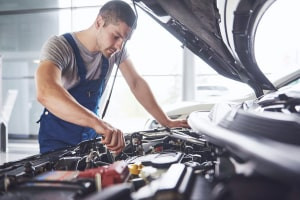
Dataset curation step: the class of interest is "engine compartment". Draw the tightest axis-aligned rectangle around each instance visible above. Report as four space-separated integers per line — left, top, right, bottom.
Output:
1 124 299 200
1 84 300 200
0 128 212 199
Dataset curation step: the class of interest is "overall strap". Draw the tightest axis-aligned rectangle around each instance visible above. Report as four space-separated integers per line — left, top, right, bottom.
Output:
63 33 86 81
100 56 109 81
63 33 109 82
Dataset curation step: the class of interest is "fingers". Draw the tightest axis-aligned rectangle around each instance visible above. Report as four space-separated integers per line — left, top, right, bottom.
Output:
179 119 190 128
93 120 125 154
101 126 125 154
168 119 190 128
113 131 125 154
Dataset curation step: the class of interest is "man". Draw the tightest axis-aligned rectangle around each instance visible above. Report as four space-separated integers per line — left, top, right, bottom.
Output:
35 0 189 154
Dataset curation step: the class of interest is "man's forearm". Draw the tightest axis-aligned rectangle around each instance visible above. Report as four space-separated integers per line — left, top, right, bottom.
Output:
130 77 171 127
37 82 100 128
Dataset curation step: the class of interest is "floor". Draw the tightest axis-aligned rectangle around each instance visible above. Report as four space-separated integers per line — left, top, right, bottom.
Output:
0 139 39 165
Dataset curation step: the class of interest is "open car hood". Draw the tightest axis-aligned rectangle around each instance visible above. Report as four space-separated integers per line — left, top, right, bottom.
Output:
133 0 277 97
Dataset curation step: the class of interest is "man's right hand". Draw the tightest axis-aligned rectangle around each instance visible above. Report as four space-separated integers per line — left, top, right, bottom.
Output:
94 120 125 154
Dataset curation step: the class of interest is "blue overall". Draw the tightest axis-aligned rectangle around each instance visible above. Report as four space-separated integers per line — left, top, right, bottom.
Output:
38 33 109 154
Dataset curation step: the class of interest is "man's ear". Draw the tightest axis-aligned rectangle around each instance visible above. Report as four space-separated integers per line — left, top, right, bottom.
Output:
95 16 104 29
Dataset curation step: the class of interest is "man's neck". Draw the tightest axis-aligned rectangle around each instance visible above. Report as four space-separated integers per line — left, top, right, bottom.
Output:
75 28 99 52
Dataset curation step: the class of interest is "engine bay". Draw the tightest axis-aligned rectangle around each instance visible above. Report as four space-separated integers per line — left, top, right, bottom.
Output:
1 83 300 200
1 122 299 200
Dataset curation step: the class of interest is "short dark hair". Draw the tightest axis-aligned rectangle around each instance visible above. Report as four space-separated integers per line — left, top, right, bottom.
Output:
99 0 136 29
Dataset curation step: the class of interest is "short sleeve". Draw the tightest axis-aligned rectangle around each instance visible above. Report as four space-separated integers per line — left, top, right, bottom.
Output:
39 35 72 71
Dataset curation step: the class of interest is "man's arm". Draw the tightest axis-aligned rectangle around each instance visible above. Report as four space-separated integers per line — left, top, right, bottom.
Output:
119 58 189 128
35 60 125 152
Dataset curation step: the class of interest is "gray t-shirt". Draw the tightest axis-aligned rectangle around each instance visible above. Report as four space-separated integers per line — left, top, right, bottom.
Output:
40 33 128 90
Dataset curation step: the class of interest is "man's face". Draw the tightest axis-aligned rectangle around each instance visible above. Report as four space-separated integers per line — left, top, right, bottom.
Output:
96 17 132 58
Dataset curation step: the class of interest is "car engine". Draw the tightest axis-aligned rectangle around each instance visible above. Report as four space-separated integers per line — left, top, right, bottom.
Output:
1 87 300 200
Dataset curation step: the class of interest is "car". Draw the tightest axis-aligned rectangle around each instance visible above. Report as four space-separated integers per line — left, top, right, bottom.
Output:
1 0 300 200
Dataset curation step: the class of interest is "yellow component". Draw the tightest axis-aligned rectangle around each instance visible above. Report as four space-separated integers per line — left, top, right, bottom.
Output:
128 162 143 175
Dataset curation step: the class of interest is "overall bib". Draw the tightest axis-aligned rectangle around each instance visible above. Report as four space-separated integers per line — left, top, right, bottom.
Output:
38 33 109 153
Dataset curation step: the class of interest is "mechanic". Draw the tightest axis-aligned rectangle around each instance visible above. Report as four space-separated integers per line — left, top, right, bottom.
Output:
35 0 189 154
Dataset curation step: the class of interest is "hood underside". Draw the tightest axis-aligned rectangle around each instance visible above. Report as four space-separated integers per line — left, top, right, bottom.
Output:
133 0 277 97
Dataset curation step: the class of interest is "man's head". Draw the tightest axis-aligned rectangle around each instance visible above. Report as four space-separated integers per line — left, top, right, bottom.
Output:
99 0 136 29
95 0 136 57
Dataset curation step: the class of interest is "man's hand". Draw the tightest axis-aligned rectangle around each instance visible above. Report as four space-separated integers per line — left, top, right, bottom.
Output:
93 120 125 154
165 119 190 129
